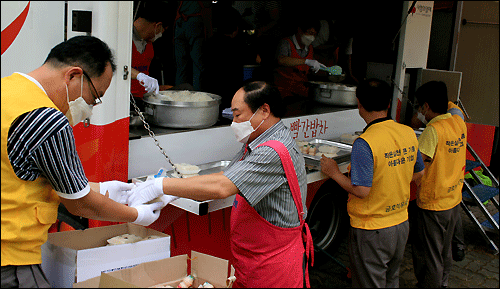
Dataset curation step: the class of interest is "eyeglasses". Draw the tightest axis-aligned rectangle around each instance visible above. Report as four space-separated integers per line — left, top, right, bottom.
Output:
81 69 102 106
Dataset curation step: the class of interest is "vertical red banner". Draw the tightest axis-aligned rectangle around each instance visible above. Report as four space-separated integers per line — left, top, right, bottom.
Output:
73 118 130 228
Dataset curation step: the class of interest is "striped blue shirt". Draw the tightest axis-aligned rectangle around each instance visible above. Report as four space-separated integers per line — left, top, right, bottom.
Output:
7 107 89 199
224 121 308 228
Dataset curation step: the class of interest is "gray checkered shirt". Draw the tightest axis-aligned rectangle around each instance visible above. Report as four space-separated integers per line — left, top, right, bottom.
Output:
224 121 308 228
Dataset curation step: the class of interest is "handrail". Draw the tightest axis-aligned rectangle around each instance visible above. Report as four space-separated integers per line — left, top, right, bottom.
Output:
462 19 499 26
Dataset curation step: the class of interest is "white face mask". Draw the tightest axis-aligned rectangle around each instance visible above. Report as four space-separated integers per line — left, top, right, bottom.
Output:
417 106 428 125
65 75 93 126
301 34 315 47
231 108 265 143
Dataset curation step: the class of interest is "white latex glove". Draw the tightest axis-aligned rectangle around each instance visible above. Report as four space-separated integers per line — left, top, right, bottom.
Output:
137 72 159 94
128 177 165 207
99 181 135 205
305 59 326 73
132 202 163 226
154 195 180 209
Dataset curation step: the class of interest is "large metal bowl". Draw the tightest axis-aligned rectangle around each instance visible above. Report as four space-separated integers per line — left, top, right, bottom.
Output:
142 91 222 129
308 81 357 106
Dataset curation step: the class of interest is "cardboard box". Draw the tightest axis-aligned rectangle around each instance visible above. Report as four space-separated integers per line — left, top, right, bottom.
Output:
72 276 100 288
99 251 236 288
41 223 170 288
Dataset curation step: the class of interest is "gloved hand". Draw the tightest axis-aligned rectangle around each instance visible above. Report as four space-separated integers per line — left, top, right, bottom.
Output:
128 177 165 207
132 202 163 226
137 72 159 94
154 195 180 209
305 59 326 73
99 181 135 205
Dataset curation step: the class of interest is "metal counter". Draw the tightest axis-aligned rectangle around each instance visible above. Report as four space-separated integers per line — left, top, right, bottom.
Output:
132 157 351 216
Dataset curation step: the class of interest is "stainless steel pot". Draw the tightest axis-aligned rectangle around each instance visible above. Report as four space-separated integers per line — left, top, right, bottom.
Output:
308 81 357 106
142 91 222 129
129 111 143 127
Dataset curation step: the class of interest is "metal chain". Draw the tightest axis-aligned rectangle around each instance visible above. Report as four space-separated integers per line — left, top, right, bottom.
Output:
390 78 417 109
130 94 181 176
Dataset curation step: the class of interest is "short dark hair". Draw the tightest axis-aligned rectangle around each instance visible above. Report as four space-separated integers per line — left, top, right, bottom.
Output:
356 78 392 112
242 81 285 118
298 17 321 34
136 1 176 28
44 36 116 78
415 81 448 114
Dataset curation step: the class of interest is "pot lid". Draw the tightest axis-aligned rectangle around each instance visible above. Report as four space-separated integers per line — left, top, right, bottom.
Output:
308 81 357 91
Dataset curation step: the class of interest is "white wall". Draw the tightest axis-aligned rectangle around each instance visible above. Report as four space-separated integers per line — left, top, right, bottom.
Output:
391 1 434 119
67 1 133 126
1 1 65 78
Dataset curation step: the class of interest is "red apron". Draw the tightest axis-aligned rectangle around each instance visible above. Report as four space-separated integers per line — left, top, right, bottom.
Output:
174 1 208 39
230 140 314 288
131 41 154 99
274 38 314 98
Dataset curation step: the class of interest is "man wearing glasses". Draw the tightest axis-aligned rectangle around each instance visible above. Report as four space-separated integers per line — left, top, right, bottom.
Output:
1 36 165 288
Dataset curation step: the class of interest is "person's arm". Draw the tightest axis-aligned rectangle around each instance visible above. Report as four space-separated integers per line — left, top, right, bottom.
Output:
277 55 307 67
6 109 155 225
161 173 238 200
418 126 437 169
412 149 426 185
59 188 138 222
320 156 371 199
129 147 285 205
61 185 163 226
131 67 140 80
412 169 425 187
421 153 433 168
128 172 239 208
276 39 305 67
415 153 431 198
132 68 159 94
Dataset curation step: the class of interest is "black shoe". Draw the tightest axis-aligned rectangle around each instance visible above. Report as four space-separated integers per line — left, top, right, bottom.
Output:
452 246 466 261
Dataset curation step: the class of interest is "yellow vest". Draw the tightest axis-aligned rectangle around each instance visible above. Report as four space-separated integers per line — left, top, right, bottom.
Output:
417 114 467 211
1 73 61 266
448 101 463 113
348 120 419 230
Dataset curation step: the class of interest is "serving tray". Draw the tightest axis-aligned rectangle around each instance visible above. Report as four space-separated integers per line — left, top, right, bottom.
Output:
301 139 352 170
134 161 233 215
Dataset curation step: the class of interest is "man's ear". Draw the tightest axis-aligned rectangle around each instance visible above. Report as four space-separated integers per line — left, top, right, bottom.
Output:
261 103 272 118
64 66 83 83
